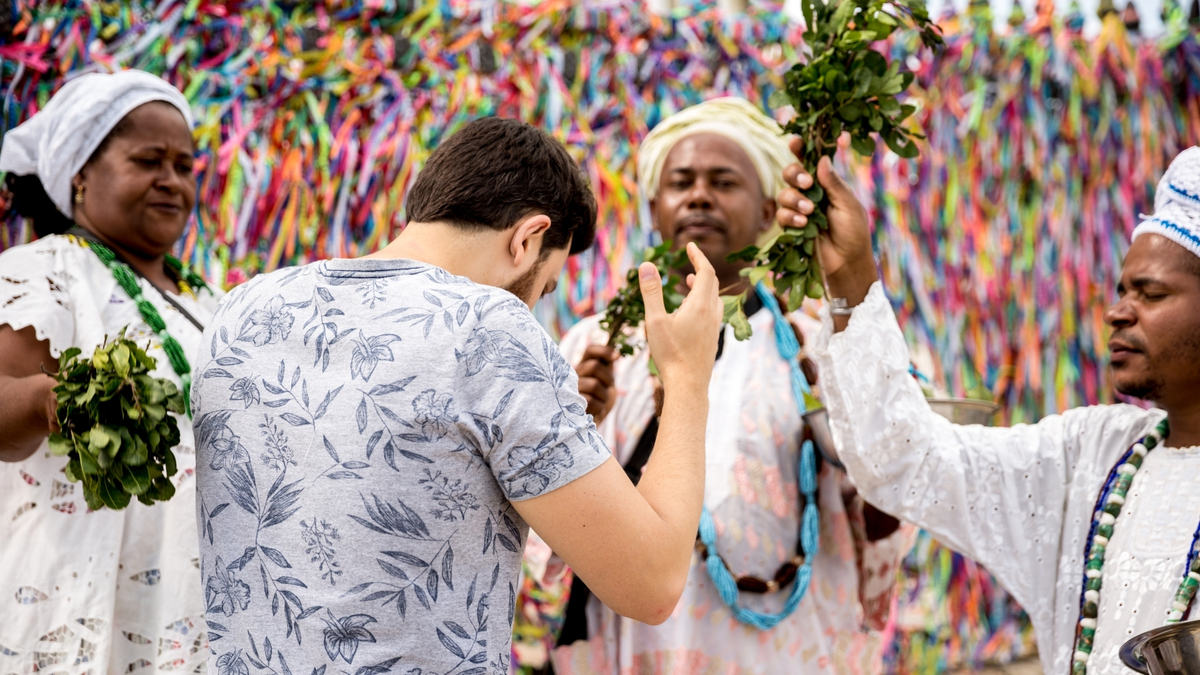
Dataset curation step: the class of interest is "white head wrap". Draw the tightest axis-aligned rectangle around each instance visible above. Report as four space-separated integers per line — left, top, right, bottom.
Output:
636 97 794 200
1132 146 1200 259
0 70 193 219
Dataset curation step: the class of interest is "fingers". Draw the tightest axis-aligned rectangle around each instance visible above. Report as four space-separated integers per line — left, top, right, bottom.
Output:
581 394 605 420
788 136 803 158
783 163 814 190
579 345 618 367
576 357 615 388
686 273 696 290
778 186 814 213
776 185 814 230
577 376 610 400
638 261 666 323
777 206 807 230
816 156 855 210
681 242 717 300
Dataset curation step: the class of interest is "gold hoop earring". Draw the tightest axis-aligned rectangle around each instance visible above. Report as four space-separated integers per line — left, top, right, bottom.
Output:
74 186 84 204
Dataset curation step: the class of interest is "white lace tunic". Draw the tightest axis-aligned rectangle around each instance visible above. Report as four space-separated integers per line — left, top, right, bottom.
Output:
812 281 1197 675
0 235 221 675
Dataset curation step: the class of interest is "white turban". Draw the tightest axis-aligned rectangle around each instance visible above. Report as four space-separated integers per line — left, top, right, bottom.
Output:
1133 146 1200 259
0 70 193 219
636 97 795 200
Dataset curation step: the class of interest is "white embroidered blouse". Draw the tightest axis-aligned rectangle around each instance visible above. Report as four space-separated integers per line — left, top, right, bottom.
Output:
0 234 221 675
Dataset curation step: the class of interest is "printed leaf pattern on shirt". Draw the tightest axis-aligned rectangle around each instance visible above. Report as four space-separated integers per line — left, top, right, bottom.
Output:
192 261 607 673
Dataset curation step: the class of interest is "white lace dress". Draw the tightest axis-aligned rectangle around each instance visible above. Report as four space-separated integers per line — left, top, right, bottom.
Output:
0 235 221 675
812 281 1197 675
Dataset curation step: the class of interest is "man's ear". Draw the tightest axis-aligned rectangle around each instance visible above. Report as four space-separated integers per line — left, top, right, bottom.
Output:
509 214 553 268
760 196 777 235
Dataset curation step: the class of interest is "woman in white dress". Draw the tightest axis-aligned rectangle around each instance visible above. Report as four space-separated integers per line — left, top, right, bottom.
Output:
0 70 220 674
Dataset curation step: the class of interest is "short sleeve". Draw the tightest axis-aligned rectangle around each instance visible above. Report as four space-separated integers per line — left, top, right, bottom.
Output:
455 297 610 501
0 240 77 356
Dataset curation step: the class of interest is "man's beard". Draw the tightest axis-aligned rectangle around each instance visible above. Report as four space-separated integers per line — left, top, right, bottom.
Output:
1116 377 1164 401
504 261 544 305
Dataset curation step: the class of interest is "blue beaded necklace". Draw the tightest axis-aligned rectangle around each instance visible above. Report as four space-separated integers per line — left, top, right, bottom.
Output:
1071 419 1200 674
697 283 819 631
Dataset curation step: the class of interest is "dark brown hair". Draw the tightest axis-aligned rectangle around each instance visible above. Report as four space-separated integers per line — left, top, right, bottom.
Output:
405 117 597 256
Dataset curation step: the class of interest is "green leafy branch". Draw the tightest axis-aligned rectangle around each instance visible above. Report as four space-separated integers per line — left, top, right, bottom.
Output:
725 0 944 323
600 241 688 357
48 330 184 511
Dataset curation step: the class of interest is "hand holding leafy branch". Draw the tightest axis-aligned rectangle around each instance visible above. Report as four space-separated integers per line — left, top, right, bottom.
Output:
725 0 943 326
48 331 183 510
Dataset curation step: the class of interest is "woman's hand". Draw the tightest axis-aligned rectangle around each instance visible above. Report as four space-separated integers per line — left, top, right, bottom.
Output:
0 325 60 462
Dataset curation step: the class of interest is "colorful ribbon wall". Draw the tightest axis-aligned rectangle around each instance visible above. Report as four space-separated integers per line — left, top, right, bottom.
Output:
0 0 803 327
4 1 1196 419
866 7 1200 422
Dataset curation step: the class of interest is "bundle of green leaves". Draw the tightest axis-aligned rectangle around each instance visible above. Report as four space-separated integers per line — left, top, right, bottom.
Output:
600 241 688 356
726 0 943 324
49 331 183 510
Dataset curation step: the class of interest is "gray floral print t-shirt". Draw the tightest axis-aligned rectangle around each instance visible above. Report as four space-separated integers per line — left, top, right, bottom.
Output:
192 258 609 675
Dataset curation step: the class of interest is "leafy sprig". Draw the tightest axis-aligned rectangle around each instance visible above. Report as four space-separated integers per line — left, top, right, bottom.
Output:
726 0 943 321
600 241 688 357
48 331 184 510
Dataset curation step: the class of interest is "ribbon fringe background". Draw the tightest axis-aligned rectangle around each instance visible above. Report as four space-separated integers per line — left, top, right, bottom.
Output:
3 0 1200 672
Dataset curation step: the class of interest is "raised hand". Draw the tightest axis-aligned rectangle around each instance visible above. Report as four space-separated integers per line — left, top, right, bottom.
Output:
776 143 879 323
639 242 723 394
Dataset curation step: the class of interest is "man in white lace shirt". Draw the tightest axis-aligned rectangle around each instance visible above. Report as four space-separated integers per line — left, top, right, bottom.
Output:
549 98 914 675
774 146 1200 675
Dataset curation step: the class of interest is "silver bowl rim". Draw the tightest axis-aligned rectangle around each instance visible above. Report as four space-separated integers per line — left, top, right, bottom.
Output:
1119 618 1200 674
925 397 1002 414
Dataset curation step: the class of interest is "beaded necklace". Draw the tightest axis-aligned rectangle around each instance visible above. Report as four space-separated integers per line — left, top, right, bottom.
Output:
1071 418 1200 674
80 236 208 418
697 283 819 631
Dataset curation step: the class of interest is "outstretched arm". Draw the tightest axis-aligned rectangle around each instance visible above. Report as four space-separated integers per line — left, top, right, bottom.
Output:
776 151 1075 617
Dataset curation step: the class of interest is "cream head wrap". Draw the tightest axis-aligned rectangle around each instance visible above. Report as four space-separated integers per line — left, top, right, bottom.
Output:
0 70 193 219
1133 146 1200 259
636 97 795 201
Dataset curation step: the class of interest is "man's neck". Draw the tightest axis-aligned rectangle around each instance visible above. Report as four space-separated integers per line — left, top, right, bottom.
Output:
1164 395 1200 448
367 221 509 288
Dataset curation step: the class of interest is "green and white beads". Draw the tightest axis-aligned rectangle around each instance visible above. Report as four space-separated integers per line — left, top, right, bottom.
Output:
1070 419 1200 675
81 237 204 417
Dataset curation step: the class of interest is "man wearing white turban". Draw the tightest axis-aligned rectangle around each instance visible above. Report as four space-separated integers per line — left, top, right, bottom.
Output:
546 98 914 675
775 143 1200 675
0 70 219 674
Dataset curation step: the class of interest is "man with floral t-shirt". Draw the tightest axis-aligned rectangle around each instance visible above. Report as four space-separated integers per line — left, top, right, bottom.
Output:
192 118 723 674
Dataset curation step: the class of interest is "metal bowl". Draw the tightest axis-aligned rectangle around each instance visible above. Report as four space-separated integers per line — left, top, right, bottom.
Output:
801 407 844 469
926 398 1001 426
1120 619 1200 674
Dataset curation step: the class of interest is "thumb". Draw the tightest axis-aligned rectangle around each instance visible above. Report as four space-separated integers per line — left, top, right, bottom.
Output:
817 156 854 207
638 262 667 323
